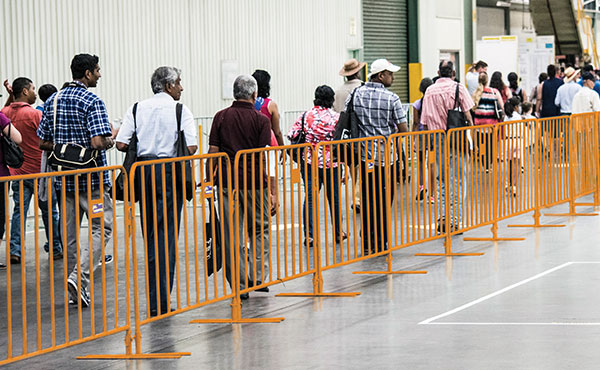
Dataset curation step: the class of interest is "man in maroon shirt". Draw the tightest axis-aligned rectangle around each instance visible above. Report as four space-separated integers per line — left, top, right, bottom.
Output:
2 77 62 264
208 75 273 299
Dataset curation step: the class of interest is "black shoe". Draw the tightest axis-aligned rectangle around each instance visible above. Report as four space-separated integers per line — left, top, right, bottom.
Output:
149 308 176 317
10 255 20 264
304 238 314 248
240 293 249 300
436 219 445 235
335 232 348 244
0 262 5 269
248 280 269 293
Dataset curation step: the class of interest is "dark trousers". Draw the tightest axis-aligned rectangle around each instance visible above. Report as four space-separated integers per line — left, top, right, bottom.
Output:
300 165 341 240
138 161 184 315
0 182 6 240
360 162 395 254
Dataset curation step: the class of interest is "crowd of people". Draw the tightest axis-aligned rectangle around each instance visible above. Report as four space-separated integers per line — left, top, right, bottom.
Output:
1 52 599 307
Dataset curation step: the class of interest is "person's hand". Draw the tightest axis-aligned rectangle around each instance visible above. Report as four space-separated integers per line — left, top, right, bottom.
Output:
270 193 278 216
3 79 13 95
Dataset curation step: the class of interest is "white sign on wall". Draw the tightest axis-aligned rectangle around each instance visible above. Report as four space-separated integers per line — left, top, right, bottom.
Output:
221 60 239 100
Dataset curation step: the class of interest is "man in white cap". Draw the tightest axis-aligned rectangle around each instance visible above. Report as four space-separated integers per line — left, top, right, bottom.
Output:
555 66 581 116
344 58 407 255
333 58 365 113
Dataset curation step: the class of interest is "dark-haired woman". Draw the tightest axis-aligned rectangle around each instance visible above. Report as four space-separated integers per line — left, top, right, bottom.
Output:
286 86 346 246
503 97 523 197
490 71 512 104
508 72 527 103
252 70 284 146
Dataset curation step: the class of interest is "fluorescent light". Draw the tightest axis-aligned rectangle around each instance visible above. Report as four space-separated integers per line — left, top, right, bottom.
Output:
496 1 511 7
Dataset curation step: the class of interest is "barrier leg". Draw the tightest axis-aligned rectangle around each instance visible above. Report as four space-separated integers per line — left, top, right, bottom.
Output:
353 249 428 275
464 221 526 242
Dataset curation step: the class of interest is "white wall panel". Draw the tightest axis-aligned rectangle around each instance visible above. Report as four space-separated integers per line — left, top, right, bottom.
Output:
1 0 361 123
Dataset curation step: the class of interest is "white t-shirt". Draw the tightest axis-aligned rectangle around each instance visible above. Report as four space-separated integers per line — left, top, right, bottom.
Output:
504 112 522 122
572 86 600 114
116 92 197 157
466 71 480 96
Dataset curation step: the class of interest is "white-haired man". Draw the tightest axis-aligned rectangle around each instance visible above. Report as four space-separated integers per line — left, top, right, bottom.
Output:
116 66 197 317
208 75 273 300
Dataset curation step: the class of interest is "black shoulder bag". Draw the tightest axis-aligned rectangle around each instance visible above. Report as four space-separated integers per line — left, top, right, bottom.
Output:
446 83 468 131
332 87 361 164
290 112 306 163
115 103 139 202
204 201 222 276
47 89 100 171
1 122 24 168
175 103 194 201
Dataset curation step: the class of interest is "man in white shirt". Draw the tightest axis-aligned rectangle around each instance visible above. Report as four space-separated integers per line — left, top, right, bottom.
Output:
466 60 487 96
572 72 600 113
116 66 197 317
555 67 582 115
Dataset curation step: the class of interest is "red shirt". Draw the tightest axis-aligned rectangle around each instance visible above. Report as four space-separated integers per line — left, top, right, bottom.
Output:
1 102 43 176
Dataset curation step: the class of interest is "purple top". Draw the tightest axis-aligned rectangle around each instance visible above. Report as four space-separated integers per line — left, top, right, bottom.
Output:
0 113 10 176
413 98 426 131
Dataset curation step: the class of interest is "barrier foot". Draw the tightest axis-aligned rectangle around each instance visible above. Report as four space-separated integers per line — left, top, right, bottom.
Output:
574 202 596 206
463 237 526 242
190 317 284 324
275 292 361 297
352 270 427 275
77 352 191 360
415 252 484 257
507 224 566 228
544 212 598 217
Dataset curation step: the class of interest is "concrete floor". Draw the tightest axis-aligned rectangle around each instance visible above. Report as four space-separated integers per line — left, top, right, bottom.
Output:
2 194 600 369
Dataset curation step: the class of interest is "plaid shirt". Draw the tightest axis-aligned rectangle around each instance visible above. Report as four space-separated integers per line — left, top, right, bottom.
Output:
345 82 406 164
37 81 112 192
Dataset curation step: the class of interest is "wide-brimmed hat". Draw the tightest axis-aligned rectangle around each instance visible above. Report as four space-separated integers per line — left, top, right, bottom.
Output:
368 59 401 78
339 59 366 76
564 67 580 83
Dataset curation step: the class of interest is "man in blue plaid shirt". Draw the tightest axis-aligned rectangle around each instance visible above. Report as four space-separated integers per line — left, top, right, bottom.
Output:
37 54 115 308
344 59 408 255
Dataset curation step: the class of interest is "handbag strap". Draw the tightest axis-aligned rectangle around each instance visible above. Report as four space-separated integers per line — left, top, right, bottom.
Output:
132 102 138 132
301 111 306 136
52 90 63 143
176 103 183 132
453 83 461 110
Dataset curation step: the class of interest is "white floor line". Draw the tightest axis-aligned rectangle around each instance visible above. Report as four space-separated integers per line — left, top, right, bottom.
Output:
419 261 575 325
425 322 600 326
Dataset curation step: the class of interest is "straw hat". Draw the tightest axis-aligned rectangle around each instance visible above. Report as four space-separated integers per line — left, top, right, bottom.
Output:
564 67 580 83
339 59 366 76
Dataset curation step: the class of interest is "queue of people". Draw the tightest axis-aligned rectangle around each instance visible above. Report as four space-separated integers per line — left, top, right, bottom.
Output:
2 53 599 307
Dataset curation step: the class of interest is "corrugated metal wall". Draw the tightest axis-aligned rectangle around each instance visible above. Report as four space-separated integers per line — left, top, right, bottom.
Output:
363 0 408 101
0 0 361 121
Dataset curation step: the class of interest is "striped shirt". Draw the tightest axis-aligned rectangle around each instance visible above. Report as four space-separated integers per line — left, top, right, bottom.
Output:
287 106 339 168
345 82 406 164
473 87 502 126
420 78 474 131
37 81 112 192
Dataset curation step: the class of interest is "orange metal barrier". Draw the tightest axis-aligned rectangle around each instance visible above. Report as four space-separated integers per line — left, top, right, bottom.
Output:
4 113 600 365
0 166 131 365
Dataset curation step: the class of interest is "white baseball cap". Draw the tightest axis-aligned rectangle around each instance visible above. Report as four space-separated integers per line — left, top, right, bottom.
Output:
368 59 401 78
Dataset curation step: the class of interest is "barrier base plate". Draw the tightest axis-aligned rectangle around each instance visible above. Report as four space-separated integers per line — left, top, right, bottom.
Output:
190 317 284 324
275 292 361 297
574 202 597 207
463 237 526 242
77 352 191 360
353 270 427 275
415 252 484 257
507 224 566 228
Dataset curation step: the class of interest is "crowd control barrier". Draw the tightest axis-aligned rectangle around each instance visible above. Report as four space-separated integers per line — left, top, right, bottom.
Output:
3 112 600 365
0 166 131 365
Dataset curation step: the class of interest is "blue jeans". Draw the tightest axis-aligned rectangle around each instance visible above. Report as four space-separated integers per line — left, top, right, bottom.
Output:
436 135 464 223
301 165 341 240
10 179 62 257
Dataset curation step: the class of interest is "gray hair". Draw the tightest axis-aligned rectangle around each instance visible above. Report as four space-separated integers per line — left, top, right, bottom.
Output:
151 66 181 94
233 75 257 100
